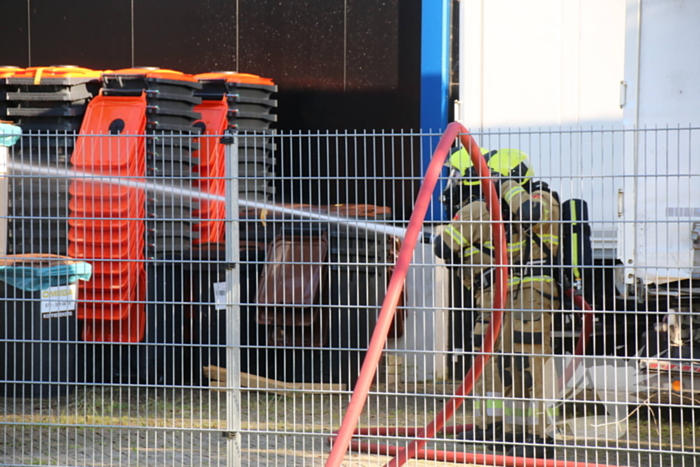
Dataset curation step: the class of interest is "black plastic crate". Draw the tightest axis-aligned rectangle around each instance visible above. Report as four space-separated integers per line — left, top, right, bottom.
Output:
11 152 72 168
7 240 69 256
147 206 196 220
5 104 87 118
15 119 83 132
146 220 196 238
9 203 70 219
6 232 70 255
6 77 101 87
226 113 277 131
10 177 71 195
147 137 199 163
5 83 99 102
145 233 196 249
16 135 77 152
3 99 89 108
225 95 277 113
7 189 71 210
103 75 202 97
9 219 69 238
0 101 87 119
145 220 196 235
146 160 196 178
229 110 277 122
147 116 200 131
238 152 276 165
147 106 200 120
239 178 274 193
146 221 195 237
197 81 277 100
144 92 202 111
146 238 194 257
147 152 199 166
146 189 199 209
146 232 196 243
237 134 275 147
238 160 275 177
239 148 275 162
223 81 277 97
147 121 202 133
147 134 200 150
238 188 277 202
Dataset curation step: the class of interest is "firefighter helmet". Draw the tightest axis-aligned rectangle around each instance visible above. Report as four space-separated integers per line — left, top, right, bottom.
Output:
441 147 491 215
486 148 534 185
444 147 489 187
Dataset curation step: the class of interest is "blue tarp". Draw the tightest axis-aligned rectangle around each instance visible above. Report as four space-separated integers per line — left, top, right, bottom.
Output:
0 262 92 292
0 123 21 147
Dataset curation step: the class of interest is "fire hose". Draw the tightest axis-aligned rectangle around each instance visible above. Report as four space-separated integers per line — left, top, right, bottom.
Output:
324 122 608 467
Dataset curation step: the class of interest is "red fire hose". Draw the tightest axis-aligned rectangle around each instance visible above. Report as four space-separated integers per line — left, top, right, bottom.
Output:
324 122 603 467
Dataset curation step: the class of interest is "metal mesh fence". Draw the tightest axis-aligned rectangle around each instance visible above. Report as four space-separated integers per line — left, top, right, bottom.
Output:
0 127 698 467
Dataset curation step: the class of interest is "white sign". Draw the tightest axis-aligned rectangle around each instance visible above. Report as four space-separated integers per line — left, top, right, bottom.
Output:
213 282 227 311
40 284 78 319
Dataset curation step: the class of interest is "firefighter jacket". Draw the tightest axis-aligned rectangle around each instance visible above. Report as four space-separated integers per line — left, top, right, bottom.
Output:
437 180 561 292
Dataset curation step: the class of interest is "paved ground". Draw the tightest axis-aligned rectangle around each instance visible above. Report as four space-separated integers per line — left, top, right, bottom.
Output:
1 382 698 466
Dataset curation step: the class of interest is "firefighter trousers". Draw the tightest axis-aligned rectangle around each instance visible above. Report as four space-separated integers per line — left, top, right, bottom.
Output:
471 277 559 439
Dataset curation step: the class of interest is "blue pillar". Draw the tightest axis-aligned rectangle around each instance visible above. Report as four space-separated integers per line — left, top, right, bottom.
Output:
420 0 451 221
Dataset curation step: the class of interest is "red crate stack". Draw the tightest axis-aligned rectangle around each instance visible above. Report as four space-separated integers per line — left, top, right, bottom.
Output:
195 72 278 205
101 68 203 259
191 97 227 244
68 93 148 343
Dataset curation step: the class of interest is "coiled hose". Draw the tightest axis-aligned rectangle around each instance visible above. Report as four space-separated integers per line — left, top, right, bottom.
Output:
325 122 604 467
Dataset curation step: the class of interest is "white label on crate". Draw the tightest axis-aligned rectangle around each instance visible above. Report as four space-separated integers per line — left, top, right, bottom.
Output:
40 284 78 319
213 282 227 311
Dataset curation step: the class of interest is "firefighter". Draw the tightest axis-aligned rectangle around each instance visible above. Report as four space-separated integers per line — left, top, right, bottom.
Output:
433 147 560 458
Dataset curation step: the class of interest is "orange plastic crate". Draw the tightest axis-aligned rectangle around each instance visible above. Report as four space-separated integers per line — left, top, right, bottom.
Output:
194 71 275 86
69 191 145 218
78 268 145 322
73 94 147 170
82 306 146 343
68 221 144 245
89 259 142 278
106 68 198 83
193 98 228 168
0 67 23 78
192 219 225 245
11 66 103 79
68 237 143 261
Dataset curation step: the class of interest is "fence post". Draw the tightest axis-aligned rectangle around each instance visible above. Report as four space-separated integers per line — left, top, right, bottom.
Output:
222 131 241 467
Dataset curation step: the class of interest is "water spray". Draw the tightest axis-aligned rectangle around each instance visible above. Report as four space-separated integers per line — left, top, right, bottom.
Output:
8 160 410 239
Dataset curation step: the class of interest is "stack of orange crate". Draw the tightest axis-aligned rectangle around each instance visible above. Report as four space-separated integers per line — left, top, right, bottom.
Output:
68 92 148 343
192 72 278 245
101 68 203 259
1 66 103 256
190 97 227 244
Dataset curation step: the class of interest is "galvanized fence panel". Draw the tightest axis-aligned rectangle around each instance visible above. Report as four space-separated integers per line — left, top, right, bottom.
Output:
0 128 698 467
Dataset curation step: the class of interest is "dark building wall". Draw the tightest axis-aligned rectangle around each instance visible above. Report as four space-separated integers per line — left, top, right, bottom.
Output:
0 0 422 218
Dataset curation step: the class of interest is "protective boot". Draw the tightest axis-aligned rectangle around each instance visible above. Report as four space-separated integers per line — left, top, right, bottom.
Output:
506 434 555 458
457 422 504 446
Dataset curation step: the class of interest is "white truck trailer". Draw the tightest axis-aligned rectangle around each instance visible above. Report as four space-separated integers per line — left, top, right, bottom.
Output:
457 0 700 402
